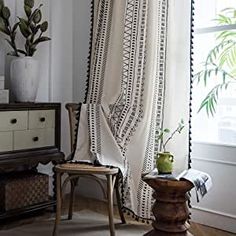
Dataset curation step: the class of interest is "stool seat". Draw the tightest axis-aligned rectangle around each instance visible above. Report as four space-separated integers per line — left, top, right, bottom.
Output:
55 163 119 175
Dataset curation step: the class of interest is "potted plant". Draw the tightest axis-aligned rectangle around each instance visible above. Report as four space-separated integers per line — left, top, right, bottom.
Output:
0 0 50 102
156 119 185 174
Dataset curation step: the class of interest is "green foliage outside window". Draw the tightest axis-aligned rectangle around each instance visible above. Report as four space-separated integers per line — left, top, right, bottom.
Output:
194 8 236 116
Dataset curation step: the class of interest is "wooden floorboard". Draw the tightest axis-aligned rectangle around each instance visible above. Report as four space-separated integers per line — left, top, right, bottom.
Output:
0 195 235 236
72 196 235 236
189 223 235 236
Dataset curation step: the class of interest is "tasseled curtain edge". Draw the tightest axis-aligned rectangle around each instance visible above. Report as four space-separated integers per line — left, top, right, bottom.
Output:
188 0 195 223
84 0 95 104
122 207 152 224
188 0 195 170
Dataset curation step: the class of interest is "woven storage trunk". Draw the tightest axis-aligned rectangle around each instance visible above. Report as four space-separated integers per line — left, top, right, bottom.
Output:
0 171 49 211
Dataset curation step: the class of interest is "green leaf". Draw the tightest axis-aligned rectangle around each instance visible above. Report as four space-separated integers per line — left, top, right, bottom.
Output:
156 130 164 142
0 16 5 28
203 71 208 86
0 0 4 12
33 36 50 45
198 82 234 116
24 5 32 17
29 47 37 56
40 21 48 32
29 22 36 33
18 17 31 38
17 49 27 56
24 0 34 8
2 6 10 20
12 22 19 32
0 16 9 35
33 9 42 24
0 27 10 35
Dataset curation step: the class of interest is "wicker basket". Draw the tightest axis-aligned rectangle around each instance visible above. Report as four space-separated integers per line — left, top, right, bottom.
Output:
0 171 49 211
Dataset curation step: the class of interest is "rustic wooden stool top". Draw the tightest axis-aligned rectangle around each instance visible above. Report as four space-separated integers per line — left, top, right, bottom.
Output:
55 163 119 175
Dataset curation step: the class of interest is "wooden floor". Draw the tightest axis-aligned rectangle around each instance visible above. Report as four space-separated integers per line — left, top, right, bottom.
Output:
72 197 235 236
189 223 235 236
0 195 235 236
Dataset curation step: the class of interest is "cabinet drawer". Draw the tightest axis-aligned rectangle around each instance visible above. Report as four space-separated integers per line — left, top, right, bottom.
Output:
13 129 55 150
0 111 28 131
29 110 55 129
0 132 13 152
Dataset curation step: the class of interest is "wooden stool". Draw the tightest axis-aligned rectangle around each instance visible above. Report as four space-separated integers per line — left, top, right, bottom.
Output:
52 163 125 236
143 177 194 236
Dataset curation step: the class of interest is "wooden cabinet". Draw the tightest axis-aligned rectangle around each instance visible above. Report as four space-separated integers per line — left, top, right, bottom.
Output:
0 103 64 220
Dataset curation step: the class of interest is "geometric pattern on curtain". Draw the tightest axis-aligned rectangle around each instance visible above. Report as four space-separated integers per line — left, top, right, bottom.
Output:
74 0 168 219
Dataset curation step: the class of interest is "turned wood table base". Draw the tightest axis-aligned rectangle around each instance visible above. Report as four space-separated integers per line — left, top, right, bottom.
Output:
143 177 194 236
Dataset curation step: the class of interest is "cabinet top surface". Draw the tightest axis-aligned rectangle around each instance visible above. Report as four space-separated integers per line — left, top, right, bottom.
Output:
0 103 61 110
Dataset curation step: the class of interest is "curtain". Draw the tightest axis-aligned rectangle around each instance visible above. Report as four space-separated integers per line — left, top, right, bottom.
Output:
73 0 191 220
164 0 192 172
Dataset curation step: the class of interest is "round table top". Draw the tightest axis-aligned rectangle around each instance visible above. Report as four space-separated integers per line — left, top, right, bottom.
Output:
142 174 194 192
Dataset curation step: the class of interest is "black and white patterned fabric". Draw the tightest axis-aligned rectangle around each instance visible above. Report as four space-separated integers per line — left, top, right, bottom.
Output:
74 0 191 220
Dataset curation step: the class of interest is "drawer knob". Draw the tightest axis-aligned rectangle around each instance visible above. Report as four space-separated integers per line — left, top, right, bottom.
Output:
32 137 39 142
10 118 17 124
40 117 46 122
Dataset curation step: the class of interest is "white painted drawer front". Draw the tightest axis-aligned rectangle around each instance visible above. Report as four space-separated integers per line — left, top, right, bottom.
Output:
0 132 13 152
14 128 55 150
0 111 28 131
29 110 55 129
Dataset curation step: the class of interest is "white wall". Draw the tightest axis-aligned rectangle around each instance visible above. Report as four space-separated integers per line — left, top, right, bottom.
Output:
50 0 74 156
191 142 236 233
0 0 16 75
73 0 91 103
72 0 106 200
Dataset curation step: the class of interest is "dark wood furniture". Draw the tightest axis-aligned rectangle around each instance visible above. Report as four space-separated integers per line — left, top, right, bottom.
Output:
143 176 194 236
0 103 64 220
53 103 126 236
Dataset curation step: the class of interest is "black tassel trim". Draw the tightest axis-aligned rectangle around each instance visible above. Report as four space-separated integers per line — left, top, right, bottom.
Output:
84 0 95 103
70 103 82 161
122 206 152 224
187 0 195 213
188 0 195 170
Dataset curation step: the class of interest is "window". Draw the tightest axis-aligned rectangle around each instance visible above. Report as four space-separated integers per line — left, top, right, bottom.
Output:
192 0 236 146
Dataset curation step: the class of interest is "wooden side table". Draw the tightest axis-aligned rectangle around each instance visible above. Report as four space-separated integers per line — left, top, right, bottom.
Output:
143 176 194 236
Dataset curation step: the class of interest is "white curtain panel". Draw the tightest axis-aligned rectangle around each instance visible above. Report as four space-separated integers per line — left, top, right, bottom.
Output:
165 0 192 172
74 0 191 219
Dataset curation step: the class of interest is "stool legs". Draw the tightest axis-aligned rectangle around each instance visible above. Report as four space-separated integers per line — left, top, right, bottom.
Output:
53 171 122 236
53 172 62 236
68 177 79 220
107 174 117 236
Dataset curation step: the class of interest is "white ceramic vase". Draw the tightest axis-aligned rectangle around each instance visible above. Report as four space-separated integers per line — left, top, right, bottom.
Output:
10 57 39 102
